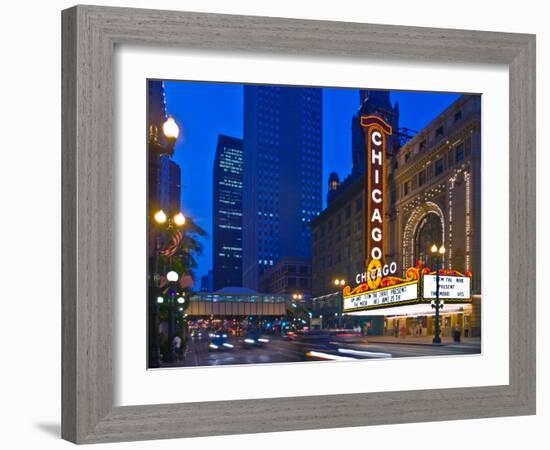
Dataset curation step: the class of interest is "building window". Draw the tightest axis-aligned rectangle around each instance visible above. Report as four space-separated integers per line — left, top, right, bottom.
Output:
355 197 362 212
345 205 351 219
435 126 444 138
455 143 465 163
465 136 472 158
404 180 410 196
418 170 426 187
454 110 462 122
435 158 444 176
447 148 454 168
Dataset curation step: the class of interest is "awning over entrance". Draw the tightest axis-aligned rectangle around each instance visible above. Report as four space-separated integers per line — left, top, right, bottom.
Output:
345 302 468 317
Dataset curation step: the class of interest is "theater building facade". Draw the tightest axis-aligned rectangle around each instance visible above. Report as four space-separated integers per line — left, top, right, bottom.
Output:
311 94 481 338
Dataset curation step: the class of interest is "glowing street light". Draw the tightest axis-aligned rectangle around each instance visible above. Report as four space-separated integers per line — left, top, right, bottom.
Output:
166 271 179 282
162 116 180 140
154 210 167 224
332 278 346 329
173 212 186 226
430 243 446 344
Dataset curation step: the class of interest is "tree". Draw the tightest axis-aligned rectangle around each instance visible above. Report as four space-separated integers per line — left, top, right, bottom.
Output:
157 216 208 360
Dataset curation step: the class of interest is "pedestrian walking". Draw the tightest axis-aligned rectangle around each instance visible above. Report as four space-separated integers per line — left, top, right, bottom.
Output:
173 335 182 360
453 324 461 343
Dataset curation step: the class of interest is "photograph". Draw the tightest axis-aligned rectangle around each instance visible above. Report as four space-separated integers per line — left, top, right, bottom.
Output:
147 80 481 368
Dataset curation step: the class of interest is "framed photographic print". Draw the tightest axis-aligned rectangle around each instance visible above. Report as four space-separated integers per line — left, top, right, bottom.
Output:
62 5 536 444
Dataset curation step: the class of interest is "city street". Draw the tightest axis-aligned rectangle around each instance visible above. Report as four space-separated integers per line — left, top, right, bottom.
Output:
168 333 481 367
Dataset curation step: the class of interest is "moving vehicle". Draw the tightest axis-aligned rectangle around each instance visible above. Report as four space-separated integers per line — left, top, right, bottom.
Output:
190 329 202 338
243 327 270 347
208 330 234 351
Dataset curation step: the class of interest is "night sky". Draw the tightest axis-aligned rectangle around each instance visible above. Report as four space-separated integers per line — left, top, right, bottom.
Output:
163 81 460 283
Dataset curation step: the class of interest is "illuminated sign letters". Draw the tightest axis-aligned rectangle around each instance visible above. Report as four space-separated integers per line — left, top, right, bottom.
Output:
423 275 471 300
343 281 418 312
360 115 393 273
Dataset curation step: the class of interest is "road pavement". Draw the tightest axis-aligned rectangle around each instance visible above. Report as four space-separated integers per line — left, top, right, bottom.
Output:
163 333 481 368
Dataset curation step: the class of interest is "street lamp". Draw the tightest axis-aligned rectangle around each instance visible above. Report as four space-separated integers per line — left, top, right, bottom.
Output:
430 244 446 344
158 271 187 363
154 210 186 227
148 115 182 368
149 115 180 157
149 208 186 368
166 270 179 282
332 278 346 329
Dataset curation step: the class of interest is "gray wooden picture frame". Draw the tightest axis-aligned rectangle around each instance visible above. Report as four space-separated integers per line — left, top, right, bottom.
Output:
61 5 536 444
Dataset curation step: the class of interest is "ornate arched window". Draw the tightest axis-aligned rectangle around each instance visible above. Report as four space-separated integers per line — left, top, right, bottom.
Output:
414 212 443 269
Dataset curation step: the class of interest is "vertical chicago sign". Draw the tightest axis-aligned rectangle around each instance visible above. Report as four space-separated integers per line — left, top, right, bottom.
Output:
360 115 393 288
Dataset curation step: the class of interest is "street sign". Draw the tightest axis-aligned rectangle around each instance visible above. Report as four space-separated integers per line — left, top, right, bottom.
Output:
423 275 470 300
343 281 418 312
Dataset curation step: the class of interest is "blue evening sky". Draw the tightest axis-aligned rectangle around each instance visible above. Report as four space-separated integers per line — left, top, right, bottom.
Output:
163 81 460 282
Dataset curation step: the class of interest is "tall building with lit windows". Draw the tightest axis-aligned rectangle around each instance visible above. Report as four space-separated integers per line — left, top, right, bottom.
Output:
242 85 323 289
213 135 244 290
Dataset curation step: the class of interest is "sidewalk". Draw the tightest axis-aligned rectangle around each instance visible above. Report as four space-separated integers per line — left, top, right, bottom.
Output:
363 335 481 346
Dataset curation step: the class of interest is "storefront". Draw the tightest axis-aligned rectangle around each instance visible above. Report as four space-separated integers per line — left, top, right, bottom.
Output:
378 299 480 338
342 265 479 339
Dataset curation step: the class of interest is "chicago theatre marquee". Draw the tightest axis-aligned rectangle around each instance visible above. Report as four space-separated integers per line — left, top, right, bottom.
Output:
311 93 481 339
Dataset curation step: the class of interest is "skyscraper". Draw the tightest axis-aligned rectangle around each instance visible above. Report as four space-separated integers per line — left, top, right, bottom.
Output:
242 85 323 289
212 135 244 290
159 156 181 213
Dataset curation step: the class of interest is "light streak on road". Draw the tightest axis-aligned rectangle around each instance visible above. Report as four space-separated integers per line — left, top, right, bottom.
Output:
306 351 357 361
337 348 392 358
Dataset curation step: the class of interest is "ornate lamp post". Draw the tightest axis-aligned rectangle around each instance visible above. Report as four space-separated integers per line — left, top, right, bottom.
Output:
157 270 187 363
430 243 446 344
149 115 180 156
333 278 346 329
150 210 186 366
147 114 182 368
